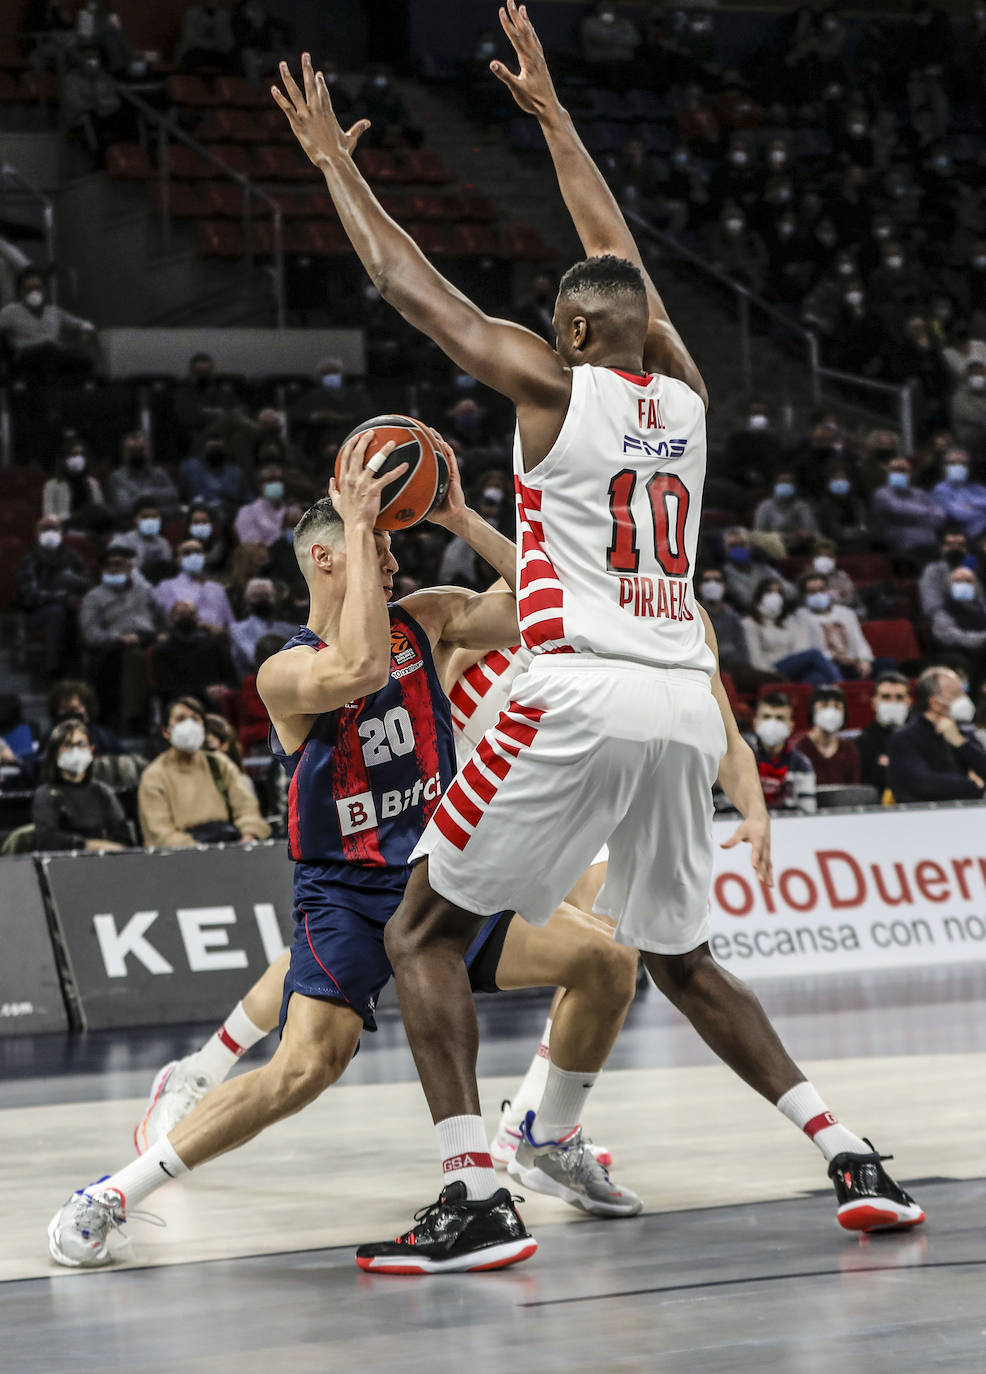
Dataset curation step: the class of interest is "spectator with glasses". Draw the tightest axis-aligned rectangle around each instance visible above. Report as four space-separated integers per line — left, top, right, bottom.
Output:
32 719 130 853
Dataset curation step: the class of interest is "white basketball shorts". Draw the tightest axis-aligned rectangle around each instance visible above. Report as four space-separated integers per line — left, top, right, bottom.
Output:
411 655 727 955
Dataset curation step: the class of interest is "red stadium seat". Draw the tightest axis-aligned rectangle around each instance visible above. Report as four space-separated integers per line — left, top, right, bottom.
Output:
302 221 352 255
840 680 874 731
0 536 27 611
197 108 261 143
208 144 256 176
0 498 38 534
0 467 46 500
758 681 814 734
252 144 312 180
214 76 268 108
255 107 296 142
862 619 922 664
500 223 553 260
401 149 454 184
166 144 215 179
449 222 498 256
19 69 59 102
407 222 452 255
459 194 496 221
166 74 217 107
154 181 205 217
840 553 893 582
105 143 154 178
198 180 246 217
62 531 99 573
197 221 246 256
406 193 451 221
355 149 399 183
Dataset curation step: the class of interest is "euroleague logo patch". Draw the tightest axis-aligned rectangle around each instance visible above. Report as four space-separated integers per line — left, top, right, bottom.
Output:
390 626 423 678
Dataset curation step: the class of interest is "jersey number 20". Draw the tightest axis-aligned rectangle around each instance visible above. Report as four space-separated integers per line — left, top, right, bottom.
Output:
606 470 690 577
359 707 415 766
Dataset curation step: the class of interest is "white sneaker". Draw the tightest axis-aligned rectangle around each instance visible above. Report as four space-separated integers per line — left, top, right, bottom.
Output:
48 1179 126 1268
507 1112 642 1219
491 1099 613 1169
134 1059 211 1154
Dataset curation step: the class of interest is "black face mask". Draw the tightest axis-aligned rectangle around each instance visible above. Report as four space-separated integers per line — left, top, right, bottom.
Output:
205 449 226 467
127 450 147 467
173 618 198 638
944 549 967 568
249 600 275 618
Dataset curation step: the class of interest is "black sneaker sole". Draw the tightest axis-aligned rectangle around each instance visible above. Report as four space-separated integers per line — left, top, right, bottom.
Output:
355 1236 538 1274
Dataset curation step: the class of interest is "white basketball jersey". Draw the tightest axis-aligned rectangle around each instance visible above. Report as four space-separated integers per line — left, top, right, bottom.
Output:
448 644 531 767
513 365 714 675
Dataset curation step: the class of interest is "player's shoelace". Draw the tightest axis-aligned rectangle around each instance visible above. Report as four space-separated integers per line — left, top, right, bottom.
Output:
69 1190 167 1237
394 1191 525 1246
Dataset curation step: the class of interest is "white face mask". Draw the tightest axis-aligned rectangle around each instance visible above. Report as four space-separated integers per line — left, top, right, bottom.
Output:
66 454 86 474
755 717 791 750
758 591 784 619
949 694 976 725
814 705 844 734
58 746 93 776
747 414 769 430
813 555 836 575
170 717 205 753
24 289 44 310
875 699 908 728
38 530 62 550
700 580 725 602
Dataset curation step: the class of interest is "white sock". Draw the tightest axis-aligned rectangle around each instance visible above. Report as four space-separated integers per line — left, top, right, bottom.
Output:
776 1081 869 1161
95 1136 189 1212
499 1016 552 1135
531 1061 598 1144
436 1115 498 1200
184 1001 268 1085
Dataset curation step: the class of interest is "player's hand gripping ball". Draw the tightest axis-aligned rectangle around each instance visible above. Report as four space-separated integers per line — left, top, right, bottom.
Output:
337 415 450 530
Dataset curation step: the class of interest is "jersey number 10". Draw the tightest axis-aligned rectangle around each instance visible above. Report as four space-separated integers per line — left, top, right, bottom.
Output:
606 469 691 577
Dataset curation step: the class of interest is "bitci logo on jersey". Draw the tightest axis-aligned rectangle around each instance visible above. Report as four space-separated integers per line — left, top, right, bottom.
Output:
336 772 443 835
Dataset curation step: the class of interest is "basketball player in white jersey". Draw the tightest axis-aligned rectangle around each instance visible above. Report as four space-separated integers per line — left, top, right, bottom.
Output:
272 33 924 1272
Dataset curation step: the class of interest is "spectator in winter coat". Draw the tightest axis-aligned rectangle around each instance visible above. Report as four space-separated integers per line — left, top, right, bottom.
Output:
888 666 986 803
748 692 817 814
111 503 174 576
107 432 179 519
929 567 986 676
42 440 108 532
32 719 130 853
919 531 979 618
857 672 912 795
15 516 92 677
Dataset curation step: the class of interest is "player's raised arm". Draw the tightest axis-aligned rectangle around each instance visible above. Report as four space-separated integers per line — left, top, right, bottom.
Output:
258 433 405 720
492 1 707 408
698 605 773 886
272 55 569 412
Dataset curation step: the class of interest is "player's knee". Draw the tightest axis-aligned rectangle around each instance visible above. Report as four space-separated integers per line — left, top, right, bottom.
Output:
268 1049 341 1112
645 943 714 1005
599 940 639 1010
571 939 637 1012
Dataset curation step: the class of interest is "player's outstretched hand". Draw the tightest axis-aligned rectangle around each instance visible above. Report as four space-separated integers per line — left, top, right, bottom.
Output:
272 53 370 169
329 431 407 528
720 813 773 887
490 1 561 119
424 430 468 531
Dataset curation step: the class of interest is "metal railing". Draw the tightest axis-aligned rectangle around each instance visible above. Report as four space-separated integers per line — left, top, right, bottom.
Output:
112 83 285 329
0 163 56 275
625 209 915 451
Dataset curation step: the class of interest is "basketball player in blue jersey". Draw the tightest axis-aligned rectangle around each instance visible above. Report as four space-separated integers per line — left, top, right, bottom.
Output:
48 429 647 1271
270 13 923 1274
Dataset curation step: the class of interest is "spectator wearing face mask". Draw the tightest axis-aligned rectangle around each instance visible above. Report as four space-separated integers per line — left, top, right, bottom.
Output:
15 516 92 679
79 546 162 731
920 530 978 617
580 1 641 70
949 361 986 457
749 692 817 814
929 567 986 673
743 576 840 684
46 679 123 758
513 274 557 345
229 577 294 679
0 266 96 380
888 666 986 803
931 448 986 541
794 572 873 679
857 672 912 795
808 539 860 610
796 686 861 786
179 437 250 518
185 505 228 573
154 539 234 633
264 502 306 607
723 402 785 488
138 696 269 847
107 432 178 520
720 527 793 611
172 353 242 443
32 719 130 853
707 203 768 295
112 503 173 575
753 472 819 554
287 358 369 450
149 602 236 705
815 467 870 552
354 68 422 148
872 456 945 564
234 464 286 546
42 441 107 531
175 1 237 74
698 567 777 694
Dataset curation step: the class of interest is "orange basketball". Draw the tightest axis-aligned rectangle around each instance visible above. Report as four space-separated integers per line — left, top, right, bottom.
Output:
337 414 450 531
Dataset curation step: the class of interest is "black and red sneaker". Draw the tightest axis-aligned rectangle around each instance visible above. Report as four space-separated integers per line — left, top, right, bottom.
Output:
356 1181 537 1274
828 1143 926 1233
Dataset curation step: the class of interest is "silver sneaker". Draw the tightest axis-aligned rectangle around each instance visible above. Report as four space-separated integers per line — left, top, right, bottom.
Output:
48 1180 127 1268
507 1112 643 1218
134 1059 211 1154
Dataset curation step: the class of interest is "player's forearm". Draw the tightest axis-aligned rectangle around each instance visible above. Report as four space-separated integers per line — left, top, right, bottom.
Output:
451 510 517 591
717 737 769 822
317 152 462 324
332 524 391 689
539 107 640 265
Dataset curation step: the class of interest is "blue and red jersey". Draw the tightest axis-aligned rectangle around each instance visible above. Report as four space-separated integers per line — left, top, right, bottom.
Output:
270 605 456 871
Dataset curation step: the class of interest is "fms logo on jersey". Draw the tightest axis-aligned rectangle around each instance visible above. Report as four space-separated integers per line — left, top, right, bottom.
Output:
390 627 423 679
623 435 688 459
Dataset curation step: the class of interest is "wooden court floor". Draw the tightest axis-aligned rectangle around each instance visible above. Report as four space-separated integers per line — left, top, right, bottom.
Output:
1 967 985 1372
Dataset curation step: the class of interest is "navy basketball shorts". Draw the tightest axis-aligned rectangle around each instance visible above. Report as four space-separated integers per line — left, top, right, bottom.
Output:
279 860 510 1034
